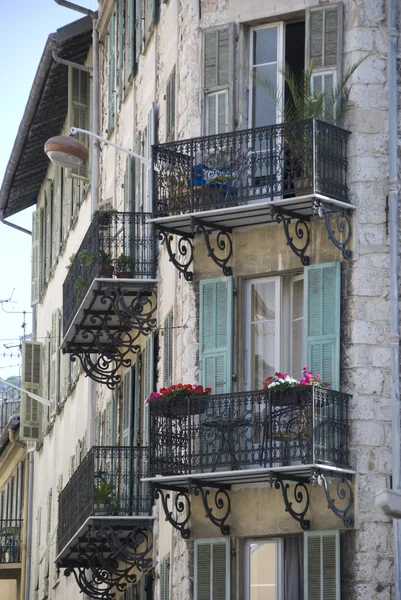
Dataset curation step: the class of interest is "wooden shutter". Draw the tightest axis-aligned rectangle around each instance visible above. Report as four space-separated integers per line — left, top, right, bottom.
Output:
108 13 117 133
163 310 173 387
194 539 230 600
146 102 156 212
125 0 135 81
143 335 154 445
133 359 141 446
44 186 51 283
203 26 232 135
63 170 72 239
304 262 341 390
50 310 61 417
31 210 41 306
20 342 43 442
160 553 170 600
135 0 143 61
135 132 142 212
105 399 114 445
312 72 335 121
118 0 125 106
304 530 340 600
199 277 233 394
306 4 342 119
69 67 89 178
122 368 132 446
166 67 176 142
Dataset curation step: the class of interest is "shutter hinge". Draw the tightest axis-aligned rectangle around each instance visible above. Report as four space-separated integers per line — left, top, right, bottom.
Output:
233 288 237 296
235 34 239 42
232 374 237 381
231 548 236 557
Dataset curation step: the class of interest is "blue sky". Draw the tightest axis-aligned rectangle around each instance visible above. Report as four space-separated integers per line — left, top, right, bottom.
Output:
0 0 96 380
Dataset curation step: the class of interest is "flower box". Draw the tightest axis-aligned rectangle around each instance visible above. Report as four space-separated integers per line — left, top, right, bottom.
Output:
150 395 208 418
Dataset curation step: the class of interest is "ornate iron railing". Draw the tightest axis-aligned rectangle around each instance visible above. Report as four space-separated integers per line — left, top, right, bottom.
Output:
0 401 20 432
153 119 350 216
149 387 351 476
63 211 156 335
0 519 22 563
57 446 152 555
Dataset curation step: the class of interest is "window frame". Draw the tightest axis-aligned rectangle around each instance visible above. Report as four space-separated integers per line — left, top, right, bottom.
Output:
243 538 284 600
248 22 285 128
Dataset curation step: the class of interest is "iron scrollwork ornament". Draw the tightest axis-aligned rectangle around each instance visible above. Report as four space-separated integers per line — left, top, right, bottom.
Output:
321 205 353 259
273 211 311 266
70 351 130 389
274 477 311 530
154 486 191 539
318 473 354 528
193 484 231 535
194 220 233 276
158 229 194 281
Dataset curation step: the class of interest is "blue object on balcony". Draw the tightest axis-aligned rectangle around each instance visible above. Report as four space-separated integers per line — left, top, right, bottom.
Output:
189 163 237 194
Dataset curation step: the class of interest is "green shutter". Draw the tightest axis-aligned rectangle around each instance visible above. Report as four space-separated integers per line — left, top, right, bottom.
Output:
133 358 140 446
143 335 154 445
31 210 41 306
304 530 340 600
160 553 170 600
108 13 117 132
135 132 142 212
126 0 135 79
163 310 173 387
166 67 176 142
69 67 89 178
20 342 43 442
304 262 341 390
194 538 230 600
199 277 233 394
122 368 132 446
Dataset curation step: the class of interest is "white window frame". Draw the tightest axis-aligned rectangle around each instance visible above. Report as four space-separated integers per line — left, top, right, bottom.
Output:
290 273 305 378
245 276 281 391
245 273 304 390
248 22 285 127
205 89 229 135
244 538 284 600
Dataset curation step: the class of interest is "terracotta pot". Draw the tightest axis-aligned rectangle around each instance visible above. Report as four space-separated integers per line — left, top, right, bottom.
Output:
150 396 208 418
99 265 114 278
116 271 133 279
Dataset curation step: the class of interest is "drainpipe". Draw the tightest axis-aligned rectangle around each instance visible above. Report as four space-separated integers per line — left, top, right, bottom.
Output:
54 1 100 450
388 0 401 595
24 451 34 600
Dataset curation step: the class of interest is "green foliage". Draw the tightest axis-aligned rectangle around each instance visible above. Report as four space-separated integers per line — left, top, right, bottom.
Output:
255 56 368 125
99 250 113 265
94 476 115 505
116 254 132 272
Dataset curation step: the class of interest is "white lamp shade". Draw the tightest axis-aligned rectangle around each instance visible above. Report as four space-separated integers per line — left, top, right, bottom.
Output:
44 135 89 168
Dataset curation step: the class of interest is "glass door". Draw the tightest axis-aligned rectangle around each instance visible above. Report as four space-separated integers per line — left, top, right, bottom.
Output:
245 539 283 600
248 24 284 201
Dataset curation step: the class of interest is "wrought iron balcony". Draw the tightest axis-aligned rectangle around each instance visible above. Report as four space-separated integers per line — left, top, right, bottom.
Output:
149 386 351 477
0 519 22 565
57 446 153 598
147 388 354 538
61 212 157 388
151 120 353 278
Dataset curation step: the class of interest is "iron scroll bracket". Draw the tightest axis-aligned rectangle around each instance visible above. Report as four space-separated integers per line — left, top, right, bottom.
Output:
317 472 354 528
318 202 353 259
153 484 192 539
63 524 153 599
191 217 233 276
271 207 311 266
274 475 311 530
157 225 194 281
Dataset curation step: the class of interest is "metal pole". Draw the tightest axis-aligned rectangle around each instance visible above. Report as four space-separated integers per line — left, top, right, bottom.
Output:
388 0 400 596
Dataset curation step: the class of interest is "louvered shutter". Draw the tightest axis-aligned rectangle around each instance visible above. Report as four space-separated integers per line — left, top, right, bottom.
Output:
146 102 156 213
306 5 342 121
118 0 124 106
135 132 142 212
20 342 43 442
50 310 60 417
105 399 114 446
163 310 173 387
42 336 50 430
194 539 230 600
203 26 232 135
133 359 141 446
31 210 41 306
199 277 233 394
304 530 340 600
166 68 176 142
108 13 117 133
45 188 52 283
304 262 340 390
160 553 170 600
122 368 132 446
68 67 89 178
63 170 72 239
126 0 135 80
143 335 154 445
135 0 142 61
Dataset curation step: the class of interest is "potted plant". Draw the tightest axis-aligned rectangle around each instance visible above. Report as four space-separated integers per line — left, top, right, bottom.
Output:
98 209 117 231
98 250 114 278
116 254 133 278
93 476 116 515
146 384 212 417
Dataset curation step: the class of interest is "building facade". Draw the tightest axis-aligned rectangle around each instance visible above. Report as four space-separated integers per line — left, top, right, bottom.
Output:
0 0 399 599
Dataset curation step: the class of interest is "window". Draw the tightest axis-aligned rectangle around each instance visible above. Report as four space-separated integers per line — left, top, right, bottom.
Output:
244 539 283 599
249 24 284 128
194 538 230 600
245 273 304 389
166 67 176 142
203 26 232 134
245 262 341 390
108 12 117 133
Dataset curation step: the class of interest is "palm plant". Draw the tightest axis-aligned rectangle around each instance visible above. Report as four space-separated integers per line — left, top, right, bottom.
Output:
257 56 368 125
